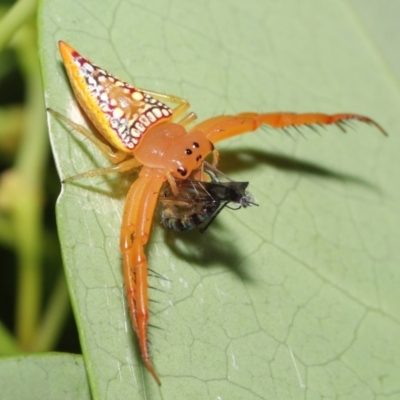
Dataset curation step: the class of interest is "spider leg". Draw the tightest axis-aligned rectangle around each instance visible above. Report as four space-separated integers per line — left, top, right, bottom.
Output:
49 108 142 182
178 111 198 127
120 167 166 386
47 108 128 164
190 112 387 143
63 157 141 182
141 89 193 122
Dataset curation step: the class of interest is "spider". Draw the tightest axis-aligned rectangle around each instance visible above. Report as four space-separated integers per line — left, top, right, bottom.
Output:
49 41 386 385
160 163 256 232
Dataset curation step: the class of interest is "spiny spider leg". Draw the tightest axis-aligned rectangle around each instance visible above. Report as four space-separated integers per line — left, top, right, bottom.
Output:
190 112 387 143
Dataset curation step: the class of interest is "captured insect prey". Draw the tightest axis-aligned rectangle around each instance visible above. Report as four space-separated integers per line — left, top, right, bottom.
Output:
49 40 386 385
160 163 256 232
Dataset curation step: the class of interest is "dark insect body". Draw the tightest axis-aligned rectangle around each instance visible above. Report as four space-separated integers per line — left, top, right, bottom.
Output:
160 166 256 232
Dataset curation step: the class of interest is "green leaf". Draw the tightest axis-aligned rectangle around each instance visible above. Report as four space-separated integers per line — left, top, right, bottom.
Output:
0 354 90 400
40 0 400 398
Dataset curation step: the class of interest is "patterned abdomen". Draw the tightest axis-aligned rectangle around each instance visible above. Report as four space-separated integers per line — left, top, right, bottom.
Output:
59 41 172 152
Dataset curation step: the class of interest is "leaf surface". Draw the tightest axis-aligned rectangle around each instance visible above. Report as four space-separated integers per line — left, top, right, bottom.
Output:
0 354 90 400
40 0 400 398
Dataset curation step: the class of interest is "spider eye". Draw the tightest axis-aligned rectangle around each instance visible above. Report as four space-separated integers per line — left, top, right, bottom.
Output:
177 167 187 176
192 142 199 148
196 155 202 162
185 149 192 155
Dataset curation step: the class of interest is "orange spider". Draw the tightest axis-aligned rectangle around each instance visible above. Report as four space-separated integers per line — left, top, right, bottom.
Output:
50 41 386 385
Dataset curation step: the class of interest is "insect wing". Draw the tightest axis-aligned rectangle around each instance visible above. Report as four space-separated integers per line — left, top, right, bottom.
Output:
198 181 249 202
58 41 173 152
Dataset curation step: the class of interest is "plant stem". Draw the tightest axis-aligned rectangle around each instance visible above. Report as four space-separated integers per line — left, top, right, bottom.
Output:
12 22 48 349
32 273 70 352
0 322 21 355
0 0 37 51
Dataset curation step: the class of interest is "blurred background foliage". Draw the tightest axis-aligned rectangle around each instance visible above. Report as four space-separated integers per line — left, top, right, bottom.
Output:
0 0 79 357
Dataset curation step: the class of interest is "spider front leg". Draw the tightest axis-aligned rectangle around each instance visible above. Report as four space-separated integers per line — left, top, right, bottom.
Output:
48 109 142 181
142 89 197 125
120 166 166 386
191 112 387 144
48 108 129 164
